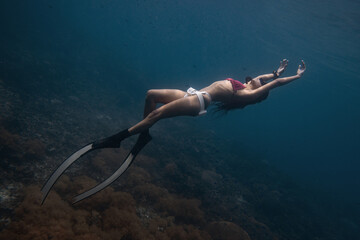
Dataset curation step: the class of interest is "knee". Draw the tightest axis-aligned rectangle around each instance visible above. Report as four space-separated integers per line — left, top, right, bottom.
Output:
145 89 157 102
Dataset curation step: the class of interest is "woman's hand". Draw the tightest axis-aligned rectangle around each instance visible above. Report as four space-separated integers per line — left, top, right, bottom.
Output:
276 59 289 76
297 60 306 77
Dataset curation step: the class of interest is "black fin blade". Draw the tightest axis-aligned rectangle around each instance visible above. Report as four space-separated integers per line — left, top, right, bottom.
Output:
72 132 151 204
41 143 93 205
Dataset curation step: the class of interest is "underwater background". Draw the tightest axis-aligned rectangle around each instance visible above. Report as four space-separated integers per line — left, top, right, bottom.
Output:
0 0 359 239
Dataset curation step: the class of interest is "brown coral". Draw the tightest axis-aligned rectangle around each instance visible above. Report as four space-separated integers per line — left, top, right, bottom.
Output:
0 176 212 240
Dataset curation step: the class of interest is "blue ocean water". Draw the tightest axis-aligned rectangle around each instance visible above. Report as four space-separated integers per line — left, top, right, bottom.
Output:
1 0 360 238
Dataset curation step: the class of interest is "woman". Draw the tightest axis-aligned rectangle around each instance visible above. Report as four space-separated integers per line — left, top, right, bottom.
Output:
41 59 306 204
127 59 305 135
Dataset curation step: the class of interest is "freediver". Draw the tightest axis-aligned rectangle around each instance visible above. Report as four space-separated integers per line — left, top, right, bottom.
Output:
41 59 306 204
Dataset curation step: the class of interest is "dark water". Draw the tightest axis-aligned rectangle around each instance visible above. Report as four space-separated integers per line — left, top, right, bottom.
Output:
1 0 359 239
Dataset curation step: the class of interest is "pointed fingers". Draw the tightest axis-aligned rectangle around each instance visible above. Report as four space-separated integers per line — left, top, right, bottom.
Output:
301 60 306 69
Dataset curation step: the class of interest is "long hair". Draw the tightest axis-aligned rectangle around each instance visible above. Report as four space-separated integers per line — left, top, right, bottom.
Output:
213 90 269 114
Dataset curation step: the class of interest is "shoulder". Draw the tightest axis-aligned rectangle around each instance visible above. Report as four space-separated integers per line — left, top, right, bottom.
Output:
251 80 280 96
234 85 272 102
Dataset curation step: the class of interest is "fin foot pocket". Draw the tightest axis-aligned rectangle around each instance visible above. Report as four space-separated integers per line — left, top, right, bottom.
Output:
92 129 130 149
132 131 152 155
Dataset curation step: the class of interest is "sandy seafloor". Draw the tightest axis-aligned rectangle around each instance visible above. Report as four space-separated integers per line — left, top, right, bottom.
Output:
0 58 359 240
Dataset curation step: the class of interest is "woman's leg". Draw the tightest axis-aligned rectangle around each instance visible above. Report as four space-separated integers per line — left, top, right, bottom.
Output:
129 95 201 135
91 89 188 149
143 89 186 117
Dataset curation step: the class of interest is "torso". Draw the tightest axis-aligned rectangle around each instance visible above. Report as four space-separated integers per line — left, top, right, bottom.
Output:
200 80 254 104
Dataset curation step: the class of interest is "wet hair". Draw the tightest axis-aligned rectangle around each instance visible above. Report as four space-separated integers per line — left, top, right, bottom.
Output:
213 90 269 114
245 76 252 84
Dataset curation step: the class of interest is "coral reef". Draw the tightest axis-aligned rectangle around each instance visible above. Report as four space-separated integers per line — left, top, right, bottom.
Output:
0 182 213 240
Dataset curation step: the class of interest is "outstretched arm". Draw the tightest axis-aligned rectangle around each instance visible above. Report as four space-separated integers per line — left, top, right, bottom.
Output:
250 60 306 98
276 59 306 85
253 59 289 82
